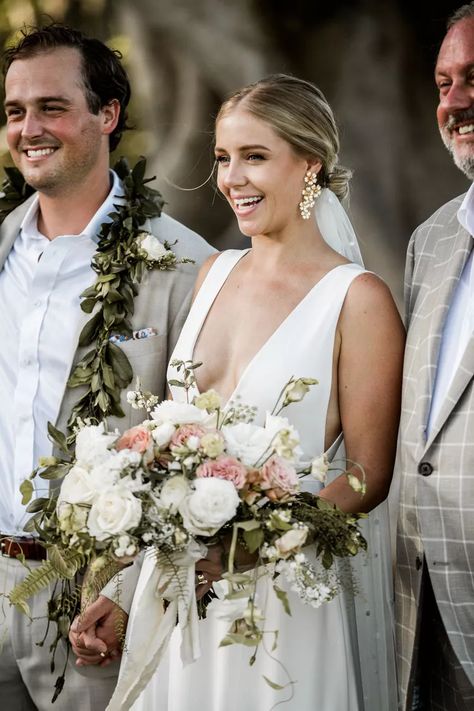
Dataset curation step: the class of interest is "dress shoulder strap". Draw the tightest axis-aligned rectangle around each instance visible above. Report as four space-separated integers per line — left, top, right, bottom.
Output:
191 249 250 315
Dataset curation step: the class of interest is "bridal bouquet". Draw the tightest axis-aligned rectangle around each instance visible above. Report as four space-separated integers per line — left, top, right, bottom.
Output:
10 361 366 704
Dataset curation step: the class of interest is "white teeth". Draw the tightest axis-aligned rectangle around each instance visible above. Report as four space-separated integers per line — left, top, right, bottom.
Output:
26 148 55 158
234 196 262 207
458 124 474 135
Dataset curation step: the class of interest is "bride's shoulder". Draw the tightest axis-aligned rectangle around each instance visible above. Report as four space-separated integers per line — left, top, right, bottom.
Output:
340 271 404 334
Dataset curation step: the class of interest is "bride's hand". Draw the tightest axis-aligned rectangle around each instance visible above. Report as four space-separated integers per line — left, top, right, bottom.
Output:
194 536 259 601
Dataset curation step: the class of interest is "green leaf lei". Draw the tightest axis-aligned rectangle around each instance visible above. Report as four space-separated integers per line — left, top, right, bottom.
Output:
0 157 193 439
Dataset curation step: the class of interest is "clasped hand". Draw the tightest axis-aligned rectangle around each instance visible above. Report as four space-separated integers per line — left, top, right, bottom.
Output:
69 595 127 667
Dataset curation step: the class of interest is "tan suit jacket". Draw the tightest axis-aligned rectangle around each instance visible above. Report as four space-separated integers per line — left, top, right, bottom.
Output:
395 194 474 709
0 194 215 609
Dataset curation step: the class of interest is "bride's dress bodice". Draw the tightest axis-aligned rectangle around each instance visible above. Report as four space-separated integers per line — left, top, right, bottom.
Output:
168 249 365 470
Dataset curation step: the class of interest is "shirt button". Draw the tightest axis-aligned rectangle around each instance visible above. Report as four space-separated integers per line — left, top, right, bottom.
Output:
418 462 433 476
34 300 42 307
415 555 423 571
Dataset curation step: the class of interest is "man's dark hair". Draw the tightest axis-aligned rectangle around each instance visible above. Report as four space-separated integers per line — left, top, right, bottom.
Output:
447 1 474 29
2 24 131 151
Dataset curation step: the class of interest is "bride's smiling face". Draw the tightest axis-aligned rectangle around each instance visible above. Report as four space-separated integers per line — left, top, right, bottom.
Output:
215 107 316 239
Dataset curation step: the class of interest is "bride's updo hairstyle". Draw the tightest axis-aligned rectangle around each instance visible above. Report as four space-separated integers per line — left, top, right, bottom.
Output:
216 73 351 201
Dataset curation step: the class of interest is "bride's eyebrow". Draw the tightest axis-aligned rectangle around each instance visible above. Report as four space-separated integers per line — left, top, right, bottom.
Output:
214 144 271 152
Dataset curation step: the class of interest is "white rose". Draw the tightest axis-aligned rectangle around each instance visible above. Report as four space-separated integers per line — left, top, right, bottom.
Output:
87 486 142 541
57 464 98 505
179 478 240 536
151 400 206 426
311 454 329 483
86 450 141 493
103 449 142 473
151 421 176 448
160 475 190 513
222 422 273 466
137 232 168 261
75 423 118 467
274 527 309 558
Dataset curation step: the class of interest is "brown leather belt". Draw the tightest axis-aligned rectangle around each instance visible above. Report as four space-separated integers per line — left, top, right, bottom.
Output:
0 536 46 561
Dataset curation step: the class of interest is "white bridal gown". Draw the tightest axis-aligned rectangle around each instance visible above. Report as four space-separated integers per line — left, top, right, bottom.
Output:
131 250 397 711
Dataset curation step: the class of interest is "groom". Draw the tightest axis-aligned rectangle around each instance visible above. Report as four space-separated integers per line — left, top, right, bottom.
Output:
395 4 474 710
0 24 212 710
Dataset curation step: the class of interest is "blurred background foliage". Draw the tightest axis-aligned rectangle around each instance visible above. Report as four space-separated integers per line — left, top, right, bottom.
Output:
0 0 470 305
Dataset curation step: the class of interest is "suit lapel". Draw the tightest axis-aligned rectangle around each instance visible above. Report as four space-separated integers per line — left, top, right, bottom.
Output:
0 196 36 269
419 222 473 451
425 330 474 451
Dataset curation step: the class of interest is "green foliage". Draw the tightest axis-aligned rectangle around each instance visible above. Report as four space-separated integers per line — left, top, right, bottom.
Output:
8 548 88 613
19 479 34 505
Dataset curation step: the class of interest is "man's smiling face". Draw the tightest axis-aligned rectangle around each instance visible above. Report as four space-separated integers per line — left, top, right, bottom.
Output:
4 46 105 196
435 17 474 179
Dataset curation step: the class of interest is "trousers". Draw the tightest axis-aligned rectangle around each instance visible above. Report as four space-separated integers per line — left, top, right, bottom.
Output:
0 553 118 711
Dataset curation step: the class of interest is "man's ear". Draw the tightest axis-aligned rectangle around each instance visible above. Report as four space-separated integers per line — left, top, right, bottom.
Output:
101 99 120 137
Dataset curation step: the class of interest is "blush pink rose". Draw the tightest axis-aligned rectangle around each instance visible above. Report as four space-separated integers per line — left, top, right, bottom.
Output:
170 424 207 448
260 456 299 501
116 426 152 454
196 456 248 490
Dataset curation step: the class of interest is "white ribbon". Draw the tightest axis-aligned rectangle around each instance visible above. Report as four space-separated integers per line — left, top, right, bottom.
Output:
106 540 206 711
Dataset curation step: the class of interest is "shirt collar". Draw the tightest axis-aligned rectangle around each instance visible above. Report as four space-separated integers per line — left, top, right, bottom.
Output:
20 170 125 246
457 181 474 238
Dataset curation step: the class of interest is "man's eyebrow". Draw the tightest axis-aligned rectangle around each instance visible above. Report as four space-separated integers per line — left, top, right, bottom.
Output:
4 96 72 107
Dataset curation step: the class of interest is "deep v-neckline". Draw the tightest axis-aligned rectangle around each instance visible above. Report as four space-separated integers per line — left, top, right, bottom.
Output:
190 250 350 407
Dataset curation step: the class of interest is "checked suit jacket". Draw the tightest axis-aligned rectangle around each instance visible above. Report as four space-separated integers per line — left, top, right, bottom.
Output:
395 194 474 709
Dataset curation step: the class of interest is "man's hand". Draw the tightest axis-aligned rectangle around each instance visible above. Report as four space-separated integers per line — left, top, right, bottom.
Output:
69 595 128 667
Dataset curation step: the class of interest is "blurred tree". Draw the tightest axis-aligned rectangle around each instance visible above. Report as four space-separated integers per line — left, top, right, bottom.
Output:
0 0 469 303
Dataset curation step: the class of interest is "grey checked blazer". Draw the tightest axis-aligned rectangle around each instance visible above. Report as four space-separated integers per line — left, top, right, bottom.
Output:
395 194 474 709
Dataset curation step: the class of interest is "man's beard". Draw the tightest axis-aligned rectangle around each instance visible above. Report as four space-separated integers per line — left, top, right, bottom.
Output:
440 107 474 181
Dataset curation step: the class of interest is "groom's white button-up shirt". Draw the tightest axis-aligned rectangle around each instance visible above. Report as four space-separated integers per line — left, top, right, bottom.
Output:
427 182 474 436
0 171 123 535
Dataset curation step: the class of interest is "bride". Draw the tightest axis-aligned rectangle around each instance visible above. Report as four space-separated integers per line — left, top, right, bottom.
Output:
126 74 404 710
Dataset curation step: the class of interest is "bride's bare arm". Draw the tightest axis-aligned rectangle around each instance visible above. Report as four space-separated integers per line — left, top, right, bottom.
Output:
318 273 405 513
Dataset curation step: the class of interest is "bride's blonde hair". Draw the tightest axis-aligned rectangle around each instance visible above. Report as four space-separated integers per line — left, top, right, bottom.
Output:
216 74 351 201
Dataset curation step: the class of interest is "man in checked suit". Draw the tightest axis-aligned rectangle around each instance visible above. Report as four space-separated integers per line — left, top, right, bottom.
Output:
0 24 212 710
395 4 474 710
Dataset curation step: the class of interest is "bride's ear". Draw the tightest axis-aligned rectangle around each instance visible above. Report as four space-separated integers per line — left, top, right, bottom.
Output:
306 159 322 175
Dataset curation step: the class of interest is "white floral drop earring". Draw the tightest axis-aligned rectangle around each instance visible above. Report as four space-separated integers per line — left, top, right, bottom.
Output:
298 171 321 219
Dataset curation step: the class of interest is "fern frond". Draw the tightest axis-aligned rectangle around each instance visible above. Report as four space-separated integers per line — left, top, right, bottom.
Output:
8 548 88 614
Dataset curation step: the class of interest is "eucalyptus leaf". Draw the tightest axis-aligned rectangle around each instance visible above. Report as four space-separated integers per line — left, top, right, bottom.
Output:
39 464 72 481
20 479 34 505
243 527 264 554
47 422 69 455
263 676 286 691
26 497 51 514
274 586 291 616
